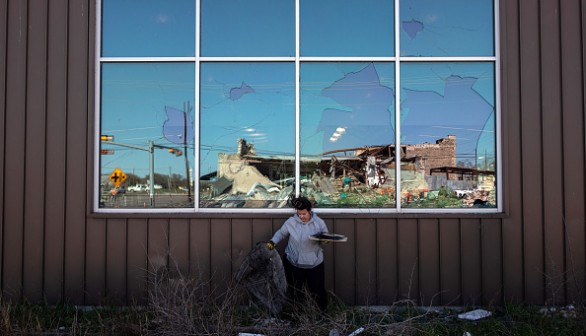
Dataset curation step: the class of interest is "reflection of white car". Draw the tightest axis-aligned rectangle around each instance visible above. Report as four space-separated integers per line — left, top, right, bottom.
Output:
154 184 163 190
128 184 148 192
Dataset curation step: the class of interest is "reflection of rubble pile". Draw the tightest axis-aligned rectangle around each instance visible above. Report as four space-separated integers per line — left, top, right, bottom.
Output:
204 139 293 208
460 189 491 206
203 137 496 208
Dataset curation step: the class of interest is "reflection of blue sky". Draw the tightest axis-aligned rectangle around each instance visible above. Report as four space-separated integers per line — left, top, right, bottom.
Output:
201 0 294 56
301 63 395 155
101 0 195 57
100 0 497 177
300 0 394 56
400 0 494 56
101 63 195 178
199 63 295 176
401 62 495 164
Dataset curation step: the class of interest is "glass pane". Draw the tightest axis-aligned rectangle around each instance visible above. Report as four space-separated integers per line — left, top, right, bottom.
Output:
300 62 396 208
300 0 394 57
101 0 195 57
199 63 295 208
400 0 494 57
201 0 295 57
400 62 496 208
100 63 195 209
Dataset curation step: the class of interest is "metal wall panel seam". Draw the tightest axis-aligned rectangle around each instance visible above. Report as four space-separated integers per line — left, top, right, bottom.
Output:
61 0 70 303
560 0 586 303
19 0 31 302
0 0 7 299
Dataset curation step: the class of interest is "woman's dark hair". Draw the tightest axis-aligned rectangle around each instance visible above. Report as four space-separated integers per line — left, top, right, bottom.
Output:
288 195 312 211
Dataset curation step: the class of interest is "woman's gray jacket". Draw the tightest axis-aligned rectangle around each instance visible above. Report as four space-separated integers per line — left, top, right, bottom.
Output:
270 213 328 269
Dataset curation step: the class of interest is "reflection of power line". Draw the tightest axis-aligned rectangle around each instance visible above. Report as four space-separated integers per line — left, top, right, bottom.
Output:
102 126 160 133
431 125 494 133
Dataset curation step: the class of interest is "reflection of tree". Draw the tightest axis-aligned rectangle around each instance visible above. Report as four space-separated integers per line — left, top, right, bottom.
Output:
142 173 187 190
124 172 143 185
457 160 474 168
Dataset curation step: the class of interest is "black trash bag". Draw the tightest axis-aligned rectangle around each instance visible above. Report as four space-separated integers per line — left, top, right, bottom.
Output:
235 242 287 315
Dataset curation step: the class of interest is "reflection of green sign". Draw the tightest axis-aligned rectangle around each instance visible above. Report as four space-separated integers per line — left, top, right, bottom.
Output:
109 168 127 187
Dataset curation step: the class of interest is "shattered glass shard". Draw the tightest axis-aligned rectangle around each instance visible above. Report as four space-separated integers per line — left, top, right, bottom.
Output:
402 19 424 39
229 82 256 101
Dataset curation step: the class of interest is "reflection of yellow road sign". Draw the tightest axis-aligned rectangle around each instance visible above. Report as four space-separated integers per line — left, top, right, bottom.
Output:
109 168 127 187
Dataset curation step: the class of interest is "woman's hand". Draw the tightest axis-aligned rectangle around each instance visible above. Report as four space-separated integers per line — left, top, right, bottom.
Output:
266 240 275 250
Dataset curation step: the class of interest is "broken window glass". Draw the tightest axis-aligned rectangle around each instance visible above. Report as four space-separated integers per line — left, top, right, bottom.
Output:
399 62 496 208
201 0 295 57
300 62 396 208
100 63 196 209
400 0 494 57
101 0 195 57
300 0 394 57
199 62 296 208
97 0 499 212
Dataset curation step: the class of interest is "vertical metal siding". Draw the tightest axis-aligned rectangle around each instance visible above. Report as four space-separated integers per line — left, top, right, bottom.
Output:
0 0 7 302
560 0 586 302
376 218 398 304
64 0 90 305
333 218 356 304
106 218 127 304
418 219 440 306
231 218 252 278
322 218 335 294
3 0 27 302
540 0 566 306
84 217 106 305
210 218 231 293
169 218 191 277
0 0 584 307
43 0 68 304
126 218 148 305
439 219 461 305
190 218 211 282
501 0 525 303
481 219 503 305
355 218 377 305
519 0 546 305
397 219 418 301
460 219 482 305
22 0 48 303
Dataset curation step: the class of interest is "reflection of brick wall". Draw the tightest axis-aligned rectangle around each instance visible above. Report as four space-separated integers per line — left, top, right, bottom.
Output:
405 135 456 176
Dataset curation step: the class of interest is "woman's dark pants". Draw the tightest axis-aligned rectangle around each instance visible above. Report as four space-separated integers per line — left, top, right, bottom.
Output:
283 256 327 311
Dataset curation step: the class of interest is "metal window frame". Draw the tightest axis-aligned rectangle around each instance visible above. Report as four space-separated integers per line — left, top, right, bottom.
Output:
94 0 502 214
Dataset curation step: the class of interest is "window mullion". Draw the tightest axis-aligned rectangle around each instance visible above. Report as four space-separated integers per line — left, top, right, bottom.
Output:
395 0 402 212
295 0 300 197
194 0 201 210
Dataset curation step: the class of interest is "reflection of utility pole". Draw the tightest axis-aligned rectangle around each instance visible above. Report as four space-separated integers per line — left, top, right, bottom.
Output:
183 101 193 204
168 166 172 191
149 141 155 206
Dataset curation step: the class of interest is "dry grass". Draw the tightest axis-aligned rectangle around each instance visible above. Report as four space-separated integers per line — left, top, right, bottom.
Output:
0 265 584 335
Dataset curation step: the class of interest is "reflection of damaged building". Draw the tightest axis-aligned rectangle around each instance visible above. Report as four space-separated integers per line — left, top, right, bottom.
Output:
211 135 494 205
322 134 461 189
404 134 457 176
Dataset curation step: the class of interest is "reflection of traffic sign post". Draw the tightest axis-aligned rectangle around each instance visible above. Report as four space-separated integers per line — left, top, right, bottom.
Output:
109 168 127 187
101 137 183 208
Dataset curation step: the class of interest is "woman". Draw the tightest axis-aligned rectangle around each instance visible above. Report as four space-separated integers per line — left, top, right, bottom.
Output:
266 196 328 311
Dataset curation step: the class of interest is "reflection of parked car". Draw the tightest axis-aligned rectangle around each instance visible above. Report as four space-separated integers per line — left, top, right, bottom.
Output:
128 184 148 192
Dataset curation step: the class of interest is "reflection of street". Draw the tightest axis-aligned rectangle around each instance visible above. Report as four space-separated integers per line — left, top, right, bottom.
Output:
101 193 193 208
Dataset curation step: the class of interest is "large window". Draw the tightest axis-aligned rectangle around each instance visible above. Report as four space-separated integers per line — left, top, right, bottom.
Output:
96 0 500 212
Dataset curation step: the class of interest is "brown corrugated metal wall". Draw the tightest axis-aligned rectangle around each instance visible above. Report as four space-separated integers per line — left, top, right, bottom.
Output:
0 0 584 306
